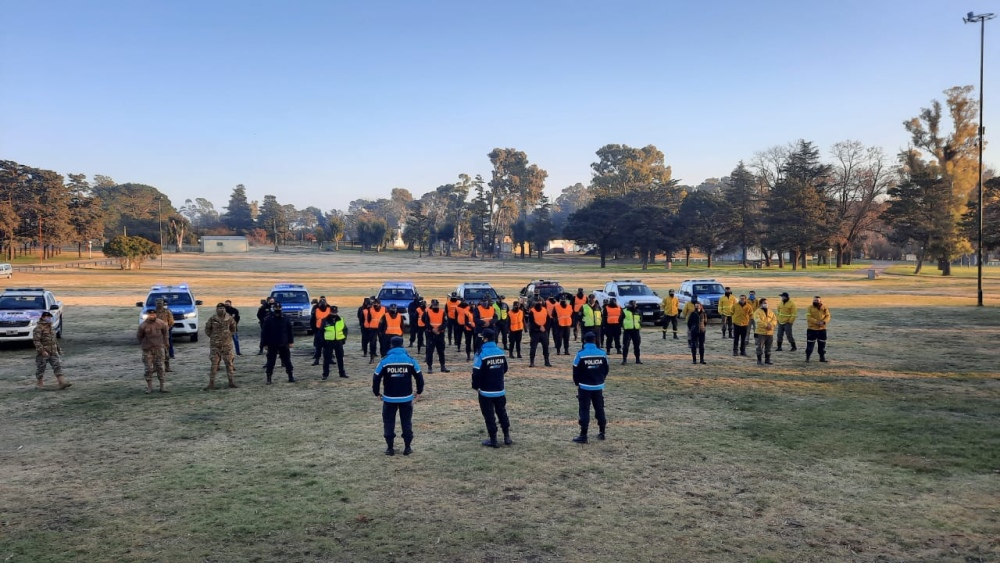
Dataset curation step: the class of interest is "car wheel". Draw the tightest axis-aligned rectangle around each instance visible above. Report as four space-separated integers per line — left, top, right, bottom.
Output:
191 333 198 343
56 320 63 339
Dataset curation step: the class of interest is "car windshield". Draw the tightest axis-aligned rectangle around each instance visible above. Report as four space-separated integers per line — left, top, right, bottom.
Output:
272 291 309 304
0 296 45 310
378 288 415 301
693 284 725 294
463 287 498 301
535 285 564 299
146 293 193 307
616 284 653 297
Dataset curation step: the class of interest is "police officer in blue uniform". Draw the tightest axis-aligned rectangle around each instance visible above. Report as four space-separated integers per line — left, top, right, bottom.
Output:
472 329 512 448
372 336 425 456
571 332 609 443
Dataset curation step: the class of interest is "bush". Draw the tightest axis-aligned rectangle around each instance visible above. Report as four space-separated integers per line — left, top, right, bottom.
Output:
103 235 160 270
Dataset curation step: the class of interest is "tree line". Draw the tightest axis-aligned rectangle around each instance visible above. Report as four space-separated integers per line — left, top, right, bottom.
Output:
2 86 996 274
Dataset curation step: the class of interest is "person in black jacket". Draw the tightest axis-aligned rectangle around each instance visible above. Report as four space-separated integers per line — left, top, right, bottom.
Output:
256 298 273 355
572 332 609 443
372 336 424 456
357 297 372 355
261 303 295 384
224 300 242 355
472 329 511 448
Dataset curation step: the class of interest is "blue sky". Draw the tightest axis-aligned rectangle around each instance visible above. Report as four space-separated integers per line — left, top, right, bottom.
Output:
2 0 997 212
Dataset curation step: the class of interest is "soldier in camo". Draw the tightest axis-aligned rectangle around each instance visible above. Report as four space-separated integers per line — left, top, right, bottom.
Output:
204 302 238 390
33 311 70 390
154 298 175 372
137 309 170 394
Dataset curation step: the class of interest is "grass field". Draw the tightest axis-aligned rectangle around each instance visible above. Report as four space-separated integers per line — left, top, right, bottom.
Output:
1 249 998 562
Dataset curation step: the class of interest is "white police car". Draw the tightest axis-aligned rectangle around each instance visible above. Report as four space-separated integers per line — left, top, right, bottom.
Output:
136 284 202 342
268 283 312 333
0 288 63 342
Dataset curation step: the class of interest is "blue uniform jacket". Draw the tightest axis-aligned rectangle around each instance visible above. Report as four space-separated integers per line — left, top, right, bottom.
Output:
472 341 508 397
373 347 425 403
572 343 609 391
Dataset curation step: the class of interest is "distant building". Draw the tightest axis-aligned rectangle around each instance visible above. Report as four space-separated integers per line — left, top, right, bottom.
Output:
200 236 249 253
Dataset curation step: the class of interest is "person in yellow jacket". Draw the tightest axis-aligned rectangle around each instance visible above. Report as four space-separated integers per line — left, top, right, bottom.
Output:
752 298 778 365
621 301 643 365
660 289 680 340
805 296 831 362
680 296 699 347
775 292 798 352
731 295 753 357
717 287 736 339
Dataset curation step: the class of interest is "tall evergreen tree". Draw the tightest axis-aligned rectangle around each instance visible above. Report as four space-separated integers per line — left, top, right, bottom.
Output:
224 184 254 234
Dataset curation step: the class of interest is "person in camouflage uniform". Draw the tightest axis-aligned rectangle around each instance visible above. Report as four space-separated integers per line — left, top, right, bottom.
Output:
137 309 170 393
154 298 175 372
33 311 70 390
204 303 238 390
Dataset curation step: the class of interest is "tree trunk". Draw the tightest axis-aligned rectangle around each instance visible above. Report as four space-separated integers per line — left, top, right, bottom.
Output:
600 246 607 268
537 248 543 260
939 257 952 276
685 248 691 267
801 249 807 270
790 249 797 271
641 251 649 270
707 250 713 268
741 246 748 268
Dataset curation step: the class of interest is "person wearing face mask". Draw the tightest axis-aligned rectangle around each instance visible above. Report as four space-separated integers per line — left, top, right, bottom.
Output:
357 297 372 355
731 294 753 357
552 297 574 356
137 309 170 393
257 298 273 355
621 300 643 365
33 311 70 390
507 301 525 359
456 300 476 361
261 303 295 384
472 329 512 448
775 292 798 352
805 296 831 362
365 299 387 364
717 287 736 339
320 305 349 379
747 290 759 333
752 298 778 365
421 299 451 374
661 289 680 340
687 301 708 365
528 300 552 367
572 287 587 342
204 303 238 390
493 295 510 352
603 298 623 354
310 297 332 366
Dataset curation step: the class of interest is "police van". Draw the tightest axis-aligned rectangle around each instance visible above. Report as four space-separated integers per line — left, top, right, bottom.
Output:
136 284 202 341
268 283 312 333
376 281 418 326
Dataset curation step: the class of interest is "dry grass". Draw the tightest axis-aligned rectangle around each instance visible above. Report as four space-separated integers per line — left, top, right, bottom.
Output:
1 249 998 562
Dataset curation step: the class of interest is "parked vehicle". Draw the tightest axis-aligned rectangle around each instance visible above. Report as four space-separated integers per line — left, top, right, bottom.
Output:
136 284 202 341
676 279 727 318
376 281 418 325
0 287 63 342
0 263 12 279
518 279 568 308
454 282 499 303
268 283 312 333
593 280 662 323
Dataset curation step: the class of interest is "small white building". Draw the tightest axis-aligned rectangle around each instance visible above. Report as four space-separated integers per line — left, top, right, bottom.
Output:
200 236 249 253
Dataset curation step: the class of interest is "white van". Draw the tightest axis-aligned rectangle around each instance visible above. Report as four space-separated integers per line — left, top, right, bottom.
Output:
0 264 12 279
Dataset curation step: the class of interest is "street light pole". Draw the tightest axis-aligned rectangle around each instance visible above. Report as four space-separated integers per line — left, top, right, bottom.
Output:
156 196 164 268
965 11 994 307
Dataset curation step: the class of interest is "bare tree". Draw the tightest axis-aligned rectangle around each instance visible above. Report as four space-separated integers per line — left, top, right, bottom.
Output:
828 142 895 266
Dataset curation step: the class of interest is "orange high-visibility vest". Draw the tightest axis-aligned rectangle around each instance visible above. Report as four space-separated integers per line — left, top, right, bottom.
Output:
530 307 549 330
366 307 385 329
605 305 622 324
382 313 403 336
555 303 573 327
476 305 495 322
509 309 524 331
415 306 426 327
545 300 557 316
426 308 445 330
314 307 331 329
573 295 586 313
446 299 459 320
459 308 474 331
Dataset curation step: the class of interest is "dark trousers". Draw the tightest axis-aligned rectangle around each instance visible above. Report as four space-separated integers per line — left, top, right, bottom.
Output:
377 332 396 358
312 329 324 360
690 330 706 361
425 332 446 369
322 340 346 377
409 326 425 350
167 330 174 358
622 329 641 361
721 315 733 336
755 334 773 359
529 331 549 363
577 389 606 435
265 346 293 378
382 401 413 445
661 315 678 334
478 394 510 437
232 332 241 355
604 326 622 353
508 330 522 356
259 323 265 353
553 326 570 353
365 328 379 357
777 323 796 348
497 320 509 350
580 325 598 348
733 325 749 354
571 312 581 340
806 329 827 358
447 317 458 345
456 330 473 358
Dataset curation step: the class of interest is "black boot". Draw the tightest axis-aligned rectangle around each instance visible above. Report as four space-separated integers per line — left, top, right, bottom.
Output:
266 374 272 385
776 344 783 351
819 354 827 363
403 442 412 456
385 438 395 456
503 430 513 446
757 354 763 365
572 434 588 444
765 355 773 365
481 434 499 448
598 427 606 440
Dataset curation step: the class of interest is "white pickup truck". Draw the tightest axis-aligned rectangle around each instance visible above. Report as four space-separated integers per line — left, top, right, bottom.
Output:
0 287 64 342
593 280 663 324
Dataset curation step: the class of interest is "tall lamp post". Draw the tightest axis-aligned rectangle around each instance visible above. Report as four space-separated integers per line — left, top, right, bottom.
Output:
964 11 994 307
156 196 164 268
